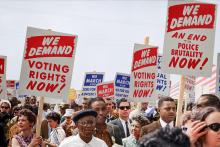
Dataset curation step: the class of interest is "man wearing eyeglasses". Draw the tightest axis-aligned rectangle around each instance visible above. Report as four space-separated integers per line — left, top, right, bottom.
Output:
59 109 108 147
109 98 131 139
141 97 176 136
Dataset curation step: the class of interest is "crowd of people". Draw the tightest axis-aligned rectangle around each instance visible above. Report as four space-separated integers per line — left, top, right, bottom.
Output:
0 94 220 147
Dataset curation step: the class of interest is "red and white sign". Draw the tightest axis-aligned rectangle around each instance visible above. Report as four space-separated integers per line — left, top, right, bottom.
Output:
0 56 7 99
129 44 158 103
162 0 217 77
7 80 16 88
19 27 77 98
96 81 114 98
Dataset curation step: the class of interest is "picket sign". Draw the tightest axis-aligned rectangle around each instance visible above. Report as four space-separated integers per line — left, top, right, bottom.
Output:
0 56 7 99
36 96 44 137
175 75 185 127
216 53 220 97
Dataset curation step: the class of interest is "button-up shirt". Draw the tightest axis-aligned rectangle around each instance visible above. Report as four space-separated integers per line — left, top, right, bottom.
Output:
159 118 174 128
119 118 131 137
59 134 108 147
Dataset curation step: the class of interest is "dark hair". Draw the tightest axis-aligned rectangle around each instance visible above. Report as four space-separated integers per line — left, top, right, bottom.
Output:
196 94 220 110
158 96 175 108
181 111 192 126
88 97 105 108
19 109 36 125
191 107 219 122
116 98 130 108
138 127 190 147
191 107 219 146
132 115 150 127
46 112 61 124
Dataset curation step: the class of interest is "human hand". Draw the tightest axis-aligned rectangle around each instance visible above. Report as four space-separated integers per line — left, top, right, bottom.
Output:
186 120 207 145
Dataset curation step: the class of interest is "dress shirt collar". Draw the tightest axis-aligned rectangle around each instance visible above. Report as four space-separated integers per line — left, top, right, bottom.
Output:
159 118 174 128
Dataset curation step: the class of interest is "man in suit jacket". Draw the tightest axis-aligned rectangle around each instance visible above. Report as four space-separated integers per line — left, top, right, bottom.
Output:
88 97 123 145
109 98 131 139
141 96 176 136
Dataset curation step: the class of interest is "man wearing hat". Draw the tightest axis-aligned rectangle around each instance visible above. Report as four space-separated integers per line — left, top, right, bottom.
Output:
61 109 75 137
59 109 108 147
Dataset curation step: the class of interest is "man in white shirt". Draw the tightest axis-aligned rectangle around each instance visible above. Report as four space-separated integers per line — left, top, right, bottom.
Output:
141 96 176 136
109 98 131 139
59 109 108 147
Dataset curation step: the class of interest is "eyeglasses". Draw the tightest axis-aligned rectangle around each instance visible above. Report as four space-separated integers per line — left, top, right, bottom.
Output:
1 106 10 109
207 123 220 132
119 106 130 110
181 126 187 132
78 120 96 126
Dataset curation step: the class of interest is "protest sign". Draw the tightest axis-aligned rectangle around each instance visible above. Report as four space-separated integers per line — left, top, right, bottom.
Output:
0 56 7 99
81 72 105 98
6 80 17 98
216 53 220 97
114 72 130 100
184 76 196 103
129 43 158 103
96 81 114 98
19 27 77 98
156 55 170 96
162 0 217 77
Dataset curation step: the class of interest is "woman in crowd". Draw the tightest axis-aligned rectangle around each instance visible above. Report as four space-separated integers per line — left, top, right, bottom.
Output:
187 107 220 147
11 109 43 147
44 111 66 147
122 115 150 147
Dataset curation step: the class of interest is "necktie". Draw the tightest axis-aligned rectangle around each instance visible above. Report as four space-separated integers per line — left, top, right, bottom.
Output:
166 123 170 128
125 121 130 137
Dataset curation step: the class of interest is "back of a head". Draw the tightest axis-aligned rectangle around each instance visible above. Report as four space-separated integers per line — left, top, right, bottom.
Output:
138 127 190 147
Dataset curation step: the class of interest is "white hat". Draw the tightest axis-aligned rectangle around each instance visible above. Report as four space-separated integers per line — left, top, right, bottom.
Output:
64 109 74 117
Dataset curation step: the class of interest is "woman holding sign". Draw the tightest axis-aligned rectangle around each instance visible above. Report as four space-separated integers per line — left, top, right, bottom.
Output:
11 109 44 147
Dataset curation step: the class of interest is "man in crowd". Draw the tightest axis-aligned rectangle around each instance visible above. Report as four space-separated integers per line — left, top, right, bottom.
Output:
59 109 108 147
109 98 131 139
104 98 117 123
195 94 220 110
141 96 176 136
81 97 89 110
129 102 148 120
89 97 122 146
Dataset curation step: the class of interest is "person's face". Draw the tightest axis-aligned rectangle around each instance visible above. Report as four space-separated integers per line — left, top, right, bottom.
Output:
0 102 10 113
18 115 32 131
25 97 30 104
47 119 58 128
196 96 208 109
131 120 141 139
105 99 113 113
203 112 220 147
91 101 107 124
141 102 148 110
118 102 131 119
82 102 88 110
30 97 36 105
158 101 176 123
13 109 21 117
77 116 96 138
65 116 72 123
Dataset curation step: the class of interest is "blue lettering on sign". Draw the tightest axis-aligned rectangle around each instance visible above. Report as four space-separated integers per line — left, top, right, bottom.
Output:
115 74 130 88
157 55 162 69
84 74 104 86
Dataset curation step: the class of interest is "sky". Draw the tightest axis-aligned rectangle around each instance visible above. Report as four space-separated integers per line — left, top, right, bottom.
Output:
0 0 220 91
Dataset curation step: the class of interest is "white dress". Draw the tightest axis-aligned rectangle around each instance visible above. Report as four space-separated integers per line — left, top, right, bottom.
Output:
59 134 108 147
